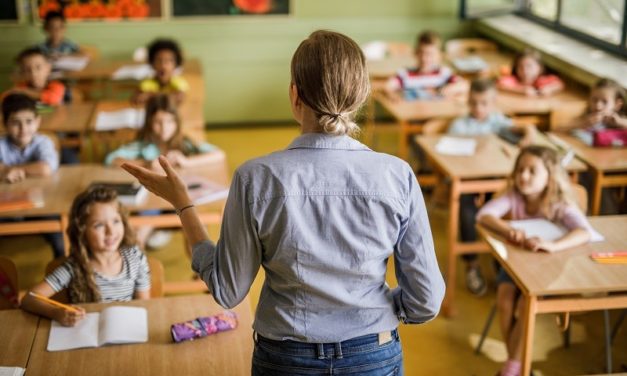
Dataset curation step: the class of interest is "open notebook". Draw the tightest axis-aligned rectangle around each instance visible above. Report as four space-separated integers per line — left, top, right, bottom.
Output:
0 367 25 376
435 136 477 156
509 218 605 252
47 306 148 351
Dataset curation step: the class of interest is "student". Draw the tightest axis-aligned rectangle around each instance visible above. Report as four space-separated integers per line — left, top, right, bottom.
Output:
131 38 189 105
105 94 223 248
497 48 564 97
37 11 81 59
124 30 445 374
477 146 594 376
0 94 64 258
572 78 627 131
4 47 66 106
448 78 536 296
385 30 467 100
21 186 151 327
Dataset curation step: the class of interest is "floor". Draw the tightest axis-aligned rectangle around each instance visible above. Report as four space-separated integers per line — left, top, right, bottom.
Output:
1 124 625 375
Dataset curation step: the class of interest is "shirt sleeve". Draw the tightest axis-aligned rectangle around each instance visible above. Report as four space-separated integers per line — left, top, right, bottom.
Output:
447 117 468 135
171 76 190 92
196 142 218 154
191 170 263 309
132 247 151 292
34 135 59 171
44 262 74 293
559 204 594 233
392 168 446 324
534 74 563 90
498 75 521 89
476 192 514 220
139 79 159 93
104 142 143 165
40 81 66 106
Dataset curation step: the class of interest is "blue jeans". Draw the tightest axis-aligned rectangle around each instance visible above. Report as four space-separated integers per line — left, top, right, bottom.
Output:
252 329 403 375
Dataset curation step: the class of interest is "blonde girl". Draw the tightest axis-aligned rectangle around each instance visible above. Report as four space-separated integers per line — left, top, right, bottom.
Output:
21 186 151 327
477 146 594 376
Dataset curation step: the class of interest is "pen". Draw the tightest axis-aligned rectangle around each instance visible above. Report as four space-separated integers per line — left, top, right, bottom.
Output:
501 146 512 158
29 291 82 313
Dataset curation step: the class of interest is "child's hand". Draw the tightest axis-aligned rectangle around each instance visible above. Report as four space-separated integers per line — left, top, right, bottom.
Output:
524 86 538 97
54 306 86 327
2 167 26 183
507 228 526 245
603 113 627 128
524 237 555 252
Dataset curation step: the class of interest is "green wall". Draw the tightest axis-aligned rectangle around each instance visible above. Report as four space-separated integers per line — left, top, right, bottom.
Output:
0 0 467 125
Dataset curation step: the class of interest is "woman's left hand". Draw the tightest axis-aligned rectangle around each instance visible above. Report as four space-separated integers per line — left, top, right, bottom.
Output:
121 155 192 210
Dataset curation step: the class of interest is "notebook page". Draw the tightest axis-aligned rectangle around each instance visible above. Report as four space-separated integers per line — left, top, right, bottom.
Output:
509 218 604 252
435 136 477 156
111 64 154 80
99 306 148 346
95 108 145 131
0 367 25 376
53 56 90 71
47 313 100 351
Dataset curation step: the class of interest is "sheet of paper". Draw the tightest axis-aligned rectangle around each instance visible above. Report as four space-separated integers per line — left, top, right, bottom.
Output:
95 108 145 131
52 56 90 71
47 313 100 351
435 136 477 156
111 64 154 80
452 56 487 72
99 306 148 346
509 218 604 252
0 367 25 376
183 176 229 205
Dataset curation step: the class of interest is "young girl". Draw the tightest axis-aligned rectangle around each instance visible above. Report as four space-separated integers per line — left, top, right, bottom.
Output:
131 38 188 105
477 146 594 376
105 94 223 248
21 186 151 327
497 48 564 97
573 78 627 131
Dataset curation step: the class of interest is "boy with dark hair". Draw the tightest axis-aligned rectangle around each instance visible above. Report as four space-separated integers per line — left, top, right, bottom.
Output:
38 10 81 59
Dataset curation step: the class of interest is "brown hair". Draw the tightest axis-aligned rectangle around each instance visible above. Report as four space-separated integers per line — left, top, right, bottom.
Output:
16 47 48 66
137 94 196 154
290 30 370 136
415 30 442 49
509 146 575 220
592 78 626 115
66 186 135 303
470 78 496 94
511 48 544 79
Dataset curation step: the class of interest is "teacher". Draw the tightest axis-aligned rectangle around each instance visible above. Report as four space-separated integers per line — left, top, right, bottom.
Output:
123 30 445 375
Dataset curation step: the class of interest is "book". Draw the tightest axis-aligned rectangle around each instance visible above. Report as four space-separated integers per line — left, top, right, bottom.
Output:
89 182 148 206
0 188 44 213
0 367 25 376
509 218 605 252
94 108 146 131
47 306 148 351
111 64 154 80
435 136 477 156
183 176 229 205
52 56 90 71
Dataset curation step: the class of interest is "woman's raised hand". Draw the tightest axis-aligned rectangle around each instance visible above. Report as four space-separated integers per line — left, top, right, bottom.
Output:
121 155 192 210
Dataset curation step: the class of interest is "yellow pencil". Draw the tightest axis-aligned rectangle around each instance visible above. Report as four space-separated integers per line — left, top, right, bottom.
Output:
29 292 81 313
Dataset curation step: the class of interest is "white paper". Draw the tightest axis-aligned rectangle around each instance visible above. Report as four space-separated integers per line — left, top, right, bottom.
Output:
183 176 229 205
117 185 148 207
435 136 477 156
53 56 90 71
509 218 604 252
452 56 487 72
95 108 145 131
111 64 154 80
99 307 148 346
47 313 100 351
0 367 25 376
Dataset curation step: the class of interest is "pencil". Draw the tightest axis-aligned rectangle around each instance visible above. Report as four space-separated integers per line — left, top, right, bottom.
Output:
29 292 82 313
501 146 512 158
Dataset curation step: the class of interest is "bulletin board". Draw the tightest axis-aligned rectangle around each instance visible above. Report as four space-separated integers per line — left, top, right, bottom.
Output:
172 0 290 17
37 0 162 21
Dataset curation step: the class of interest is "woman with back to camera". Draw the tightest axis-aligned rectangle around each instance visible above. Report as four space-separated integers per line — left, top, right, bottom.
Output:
123 30 445 375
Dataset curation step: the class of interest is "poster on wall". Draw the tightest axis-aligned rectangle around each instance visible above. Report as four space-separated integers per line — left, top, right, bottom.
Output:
172 0 290 17
38 0 162 21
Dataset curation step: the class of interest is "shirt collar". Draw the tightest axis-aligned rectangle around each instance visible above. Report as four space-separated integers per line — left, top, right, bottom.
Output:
287 133 371 151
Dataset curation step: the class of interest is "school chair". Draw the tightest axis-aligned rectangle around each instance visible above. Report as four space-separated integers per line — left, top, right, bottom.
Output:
0 257 19 310
45 255 164 303
90 128 137 163
445 38 498 59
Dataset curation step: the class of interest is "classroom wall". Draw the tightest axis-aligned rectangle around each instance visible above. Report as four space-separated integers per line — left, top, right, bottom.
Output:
0 0 469 125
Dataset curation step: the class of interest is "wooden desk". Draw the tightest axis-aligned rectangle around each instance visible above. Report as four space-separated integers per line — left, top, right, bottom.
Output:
415 134 586 316
479 216 627 376
26 294 254 376
548 133 627 215
0 309 40 368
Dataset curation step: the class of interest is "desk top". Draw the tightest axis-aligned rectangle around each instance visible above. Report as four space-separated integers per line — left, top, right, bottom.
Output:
0 103 96 134
549 133 627 172
481 216 627 296
415 133 586 180
373 91 467 122
0 161 228 218
0 310 40 368
26 294 254 376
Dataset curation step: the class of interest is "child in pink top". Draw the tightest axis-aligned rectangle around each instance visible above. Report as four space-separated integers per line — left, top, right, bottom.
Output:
477 145 593 376
497 48 564 97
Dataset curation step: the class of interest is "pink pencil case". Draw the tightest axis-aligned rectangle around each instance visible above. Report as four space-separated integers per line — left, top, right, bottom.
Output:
171 311 238 343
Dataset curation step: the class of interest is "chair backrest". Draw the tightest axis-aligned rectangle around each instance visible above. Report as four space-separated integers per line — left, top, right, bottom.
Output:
0 257 19 310
45 255 165 301
445 38 498 58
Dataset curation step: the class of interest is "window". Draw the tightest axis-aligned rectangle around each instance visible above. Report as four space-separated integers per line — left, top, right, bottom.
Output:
460 0 627 57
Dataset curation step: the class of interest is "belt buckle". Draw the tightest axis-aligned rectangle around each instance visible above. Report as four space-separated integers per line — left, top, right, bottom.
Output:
378 331 392 345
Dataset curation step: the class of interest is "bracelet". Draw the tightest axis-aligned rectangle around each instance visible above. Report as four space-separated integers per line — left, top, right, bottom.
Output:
175 204 194 216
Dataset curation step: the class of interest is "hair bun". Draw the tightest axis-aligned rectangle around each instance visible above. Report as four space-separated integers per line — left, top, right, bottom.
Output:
318 113 359 136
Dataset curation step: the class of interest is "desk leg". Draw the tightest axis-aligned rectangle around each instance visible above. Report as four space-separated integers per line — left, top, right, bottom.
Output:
399 120 409 161
521 295 538 376
443 179 460 317
592 169 603 216
60 215 70 256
